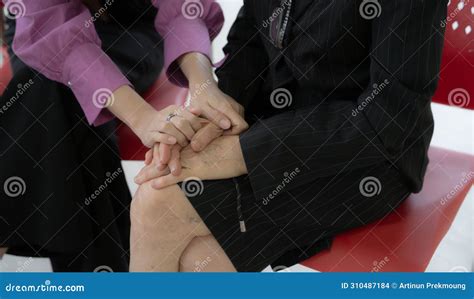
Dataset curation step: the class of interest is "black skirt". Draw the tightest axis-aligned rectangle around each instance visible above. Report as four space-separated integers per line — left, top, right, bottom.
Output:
186 162 410 272
0 1 162 272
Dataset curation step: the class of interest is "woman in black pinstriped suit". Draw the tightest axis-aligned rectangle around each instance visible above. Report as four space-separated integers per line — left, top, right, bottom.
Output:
132 0 448 272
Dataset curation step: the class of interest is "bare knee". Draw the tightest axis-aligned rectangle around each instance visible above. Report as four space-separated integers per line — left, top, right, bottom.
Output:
130 182 209 239
132 182 181 235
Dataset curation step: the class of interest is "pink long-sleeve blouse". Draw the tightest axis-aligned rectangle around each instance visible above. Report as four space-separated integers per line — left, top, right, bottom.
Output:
3 0 224 126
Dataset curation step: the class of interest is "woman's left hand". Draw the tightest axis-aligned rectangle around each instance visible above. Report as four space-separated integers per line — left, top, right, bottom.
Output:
135 135 248 189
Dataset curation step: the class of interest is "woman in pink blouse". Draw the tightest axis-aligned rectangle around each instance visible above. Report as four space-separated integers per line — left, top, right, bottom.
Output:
0 0 245 272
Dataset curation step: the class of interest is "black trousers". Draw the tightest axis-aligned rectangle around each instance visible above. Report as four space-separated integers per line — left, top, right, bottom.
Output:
186 161 410 272
0 2 162 272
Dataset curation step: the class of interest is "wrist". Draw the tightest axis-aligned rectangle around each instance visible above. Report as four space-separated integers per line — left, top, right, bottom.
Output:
108 85 154 131
179 52 215 86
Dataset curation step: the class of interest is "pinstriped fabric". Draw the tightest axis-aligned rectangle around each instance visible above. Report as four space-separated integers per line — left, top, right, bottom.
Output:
198 0 449 271
217 0 447 197
187 162 410 272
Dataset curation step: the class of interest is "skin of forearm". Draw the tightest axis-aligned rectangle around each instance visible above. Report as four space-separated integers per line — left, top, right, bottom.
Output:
107 85 155 131
178 52 216 86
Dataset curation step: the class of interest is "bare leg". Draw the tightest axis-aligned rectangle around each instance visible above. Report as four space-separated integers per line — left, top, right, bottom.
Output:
179 235 236 272
130 182 212 272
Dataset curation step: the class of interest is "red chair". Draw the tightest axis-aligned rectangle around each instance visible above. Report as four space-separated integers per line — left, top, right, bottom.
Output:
301 147 473 272
432 0 474 110
0 46 12 96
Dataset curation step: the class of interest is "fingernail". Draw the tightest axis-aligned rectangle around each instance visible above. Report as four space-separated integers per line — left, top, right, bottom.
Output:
134 176 142 183
168 137 177 143
170 166 176 173
219 119 231 129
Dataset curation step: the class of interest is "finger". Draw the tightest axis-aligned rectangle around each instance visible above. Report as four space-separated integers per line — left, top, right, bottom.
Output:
187 106 203 117
181 109 202 132
168 145 182 176
151 173 181 190
144 149 153 165
170 116 196 140
149 132 177 147
134 164 170 185
158 143 171 165
210 101 248 134
159 122 188 147
222 119 248 135
191 124 223 152
199 105 232 130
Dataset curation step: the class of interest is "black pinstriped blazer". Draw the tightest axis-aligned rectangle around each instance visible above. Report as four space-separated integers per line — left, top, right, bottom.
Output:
216 0 448 201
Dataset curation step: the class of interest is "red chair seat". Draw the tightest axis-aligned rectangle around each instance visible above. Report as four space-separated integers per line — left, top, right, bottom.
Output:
302 147 473 272
432 0 474 109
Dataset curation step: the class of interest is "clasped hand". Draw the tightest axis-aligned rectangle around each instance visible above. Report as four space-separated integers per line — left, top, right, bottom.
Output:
134 83 248 189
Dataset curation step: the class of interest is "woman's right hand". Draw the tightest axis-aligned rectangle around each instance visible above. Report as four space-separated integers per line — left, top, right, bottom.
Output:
132 105 202 148
108 85 202 148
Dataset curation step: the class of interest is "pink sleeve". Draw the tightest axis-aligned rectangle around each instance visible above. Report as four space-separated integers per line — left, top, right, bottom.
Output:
152 0 224 87
7 0 131 126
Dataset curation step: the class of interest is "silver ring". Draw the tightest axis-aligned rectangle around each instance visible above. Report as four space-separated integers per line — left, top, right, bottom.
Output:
166 112 178 122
